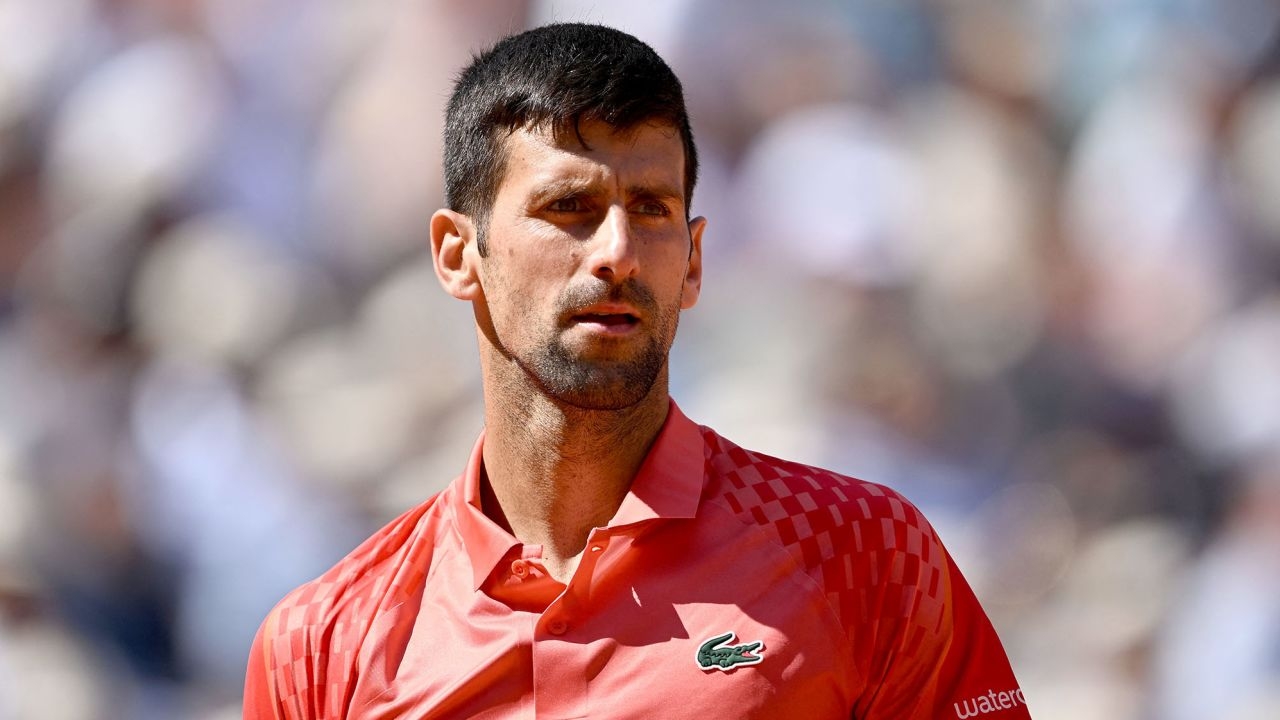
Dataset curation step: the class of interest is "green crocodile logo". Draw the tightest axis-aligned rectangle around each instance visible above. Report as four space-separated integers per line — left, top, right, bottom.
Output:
696 631 765 671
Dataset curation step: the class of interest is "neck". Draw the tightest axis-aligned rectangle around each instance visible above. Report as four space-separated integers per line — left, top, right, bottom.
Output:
478 349 670 582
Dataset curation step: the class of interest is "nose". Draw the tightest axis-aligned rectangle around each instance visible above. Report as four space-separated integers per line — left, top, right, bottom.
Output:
588 205 639 281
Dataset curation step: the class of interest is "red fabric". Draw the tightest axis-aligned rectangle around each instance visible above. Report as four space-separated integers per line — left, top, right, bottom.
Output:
243 402 1030 719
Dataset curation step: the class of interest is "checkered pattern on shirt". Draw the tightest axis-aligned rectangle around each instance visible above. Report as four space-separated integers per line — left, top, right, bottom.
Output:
700 428 948 661
262 504 433 720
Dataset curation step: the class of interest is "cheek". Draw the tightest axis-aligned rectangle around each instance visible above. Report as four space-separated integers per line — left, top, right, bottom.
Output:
652 248 694 293
482 254 564 325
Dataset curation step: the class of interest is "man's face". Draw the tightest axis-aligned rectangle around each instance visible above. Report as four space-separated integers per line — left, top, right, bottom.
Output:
474 119 704 411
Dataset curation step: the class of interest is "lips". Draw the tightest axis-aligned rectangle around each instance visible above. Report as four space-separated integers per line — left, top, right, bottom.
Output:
573 312 638 326
568 304 641 332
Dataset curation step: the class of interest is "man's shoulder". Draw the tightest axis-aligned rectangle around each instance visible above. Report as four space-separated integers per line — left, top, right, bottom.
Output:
261 487 454 642
699 426 932 532
246 484 458 717
697 425 952 637
698 425 945 577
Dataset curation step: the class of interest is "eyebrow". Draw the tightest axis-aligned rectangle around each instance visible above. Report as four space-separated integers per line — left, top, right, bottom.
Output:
525 178 599 209
525 177 685 208
625 183 684 204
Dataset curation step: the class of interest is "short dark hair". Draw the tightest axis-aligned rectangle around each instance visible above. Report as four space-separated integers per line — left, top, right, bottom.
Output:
443 23 699 255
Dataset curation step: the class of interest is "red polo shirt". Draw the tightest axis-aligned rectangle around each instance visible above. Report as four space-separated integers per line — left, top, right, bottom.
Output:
243 402 1030 719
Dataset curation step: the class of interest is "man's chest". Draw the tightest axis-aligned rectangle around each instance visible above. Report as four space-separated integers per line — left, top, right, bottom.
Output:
348 519 857 719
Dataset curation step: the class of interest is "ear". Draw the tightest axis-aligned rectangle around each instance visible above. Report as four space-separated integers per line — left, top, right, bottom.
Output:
681 216 706 310
430 209 482 301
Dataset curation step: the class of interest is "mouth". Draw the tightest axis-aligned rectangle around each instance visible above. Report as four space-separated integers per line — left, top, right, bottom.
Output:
568 306 641 335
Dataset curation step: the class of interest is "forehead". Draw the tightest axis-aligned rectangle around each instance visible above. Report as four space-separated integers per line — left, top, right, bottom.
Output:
496 119 687 197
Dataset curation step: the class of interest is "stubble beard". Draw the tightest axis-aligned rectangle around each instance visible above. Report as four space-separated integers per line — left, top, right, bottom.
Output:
520 280 679 412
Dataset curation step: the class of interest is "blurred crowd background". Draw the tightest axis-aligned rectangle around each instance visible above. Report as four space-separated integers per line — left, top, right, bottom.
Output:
2 0 1279 718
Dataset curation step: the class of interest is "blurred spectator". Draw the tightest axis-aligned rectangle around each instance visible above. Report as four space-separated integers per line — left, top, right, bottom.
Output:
1151 451 1280 720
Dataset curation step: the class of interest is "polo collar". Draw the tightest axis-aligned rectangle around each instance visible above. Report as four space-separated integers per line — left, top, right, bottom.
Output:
453 400 706 590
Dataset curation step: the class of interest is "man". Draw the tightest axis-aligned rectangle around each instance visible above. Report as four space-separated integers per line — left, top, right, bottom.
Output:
243 23 1031 719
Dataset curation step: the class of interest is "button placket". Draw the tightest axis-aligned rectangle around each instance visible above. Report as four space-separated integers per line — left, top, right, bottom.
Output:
533 600 587 718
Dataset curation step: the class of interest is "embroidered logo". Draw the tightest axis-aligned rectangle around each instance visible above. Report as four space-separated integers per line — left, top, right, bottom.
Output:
696 631 765 671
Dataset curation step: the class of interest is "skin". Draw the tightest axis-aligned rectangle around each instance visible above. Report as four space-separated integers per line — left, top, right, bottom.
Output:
430 119 706 582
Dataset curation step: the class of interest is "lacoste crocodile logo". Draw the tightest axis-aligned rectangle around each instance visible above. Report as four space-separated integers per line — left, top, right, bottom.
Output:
696 631 765 671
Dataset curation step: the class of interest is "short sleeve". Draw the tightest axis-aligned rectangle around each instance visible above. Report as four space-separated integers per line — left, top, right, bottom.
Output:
923 556 1031 718
855 530 1032 719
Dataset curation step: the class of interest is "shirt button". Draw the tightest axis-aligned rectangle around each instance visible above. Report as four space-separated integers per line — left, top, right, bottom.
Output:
589 544 605 553
511 560 528 577
548 619 568 636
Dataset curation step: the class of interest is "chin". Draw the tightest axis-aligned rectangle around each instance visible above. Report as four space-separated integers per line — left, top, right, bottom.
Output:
551 385 653 411
531 351 667 411
542 365 661 411
514 329 672 411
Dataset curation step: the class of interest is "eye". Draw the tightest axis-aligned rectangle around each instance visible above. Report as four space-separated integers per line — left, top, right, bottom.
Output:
631 200 671 217
546 196 587 213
